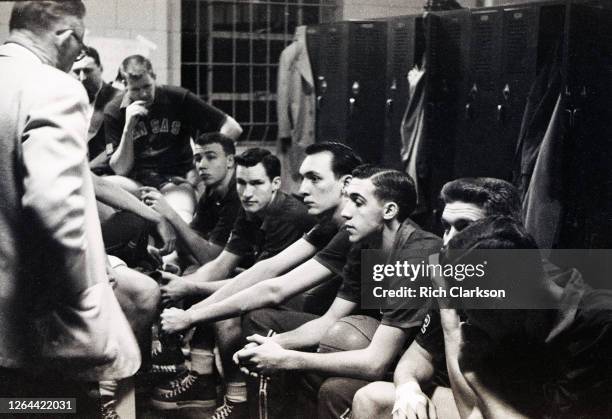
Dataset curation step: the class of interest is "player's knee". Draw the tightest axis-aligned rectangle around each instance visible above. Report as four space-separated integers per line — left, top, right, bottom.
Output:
136 275 161 319
119 268 160 319
318 377 345 404
352 382 392 419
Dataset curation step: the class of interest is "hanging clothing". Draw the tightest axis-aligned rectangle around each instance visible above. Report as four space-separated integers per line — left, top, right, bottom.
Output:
400 62 428 214
513 40 563 199
523 93 566 251
276 26 316 193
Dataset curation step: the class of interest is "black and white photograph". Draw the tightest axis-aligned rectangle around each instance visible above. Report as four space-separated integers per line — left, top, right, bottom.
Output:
0 0 610 418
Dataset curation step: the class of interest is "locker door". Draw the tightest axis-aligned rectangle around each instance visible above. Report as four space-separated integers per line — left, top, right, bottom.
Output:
316 23 349 143
562 1 612 252
496 6 538 181
383 15 420 169
306 25 322 86
347 22 388 163
427 9 470 188
422 9 470 234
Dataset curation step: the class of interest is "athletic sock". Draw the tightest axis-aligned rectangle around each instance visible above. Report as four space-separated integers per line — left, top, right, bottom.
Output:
226 381 247 403
190 347 215 375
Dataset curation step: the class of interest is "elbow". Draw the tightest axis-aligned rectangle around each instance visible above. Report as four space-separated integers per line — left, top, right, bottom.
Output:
222 117 243 140
109 159 128 176
266 282 285 306
364 361 389 381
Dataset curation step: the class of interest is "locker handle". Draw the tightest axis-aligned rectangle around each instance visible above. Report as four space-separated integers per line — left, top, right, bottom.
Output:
386 98 394 118
465 103 473 120
565 108 581 128
349 81 360 116
386 79 397 117
316 77 327 111
497 104 505 122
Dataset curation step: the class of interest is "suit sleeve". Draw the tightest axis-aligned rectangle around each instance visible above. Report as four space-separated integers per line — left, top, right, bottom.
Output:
21 76 95 295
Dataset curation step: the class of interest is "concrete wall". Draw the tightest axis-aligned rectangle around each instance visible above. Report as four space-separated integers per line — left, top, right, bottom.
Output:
0 0 181 86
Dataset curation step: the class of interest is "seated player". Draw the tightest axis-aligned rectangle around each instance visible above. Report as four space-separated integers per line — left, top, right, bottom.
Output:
150 148 316 412
156 142 361 417
349 177 540 419
231 166 441 419
140 132 240 269
428 217 611 419
71 46 121 175
103 54 242 223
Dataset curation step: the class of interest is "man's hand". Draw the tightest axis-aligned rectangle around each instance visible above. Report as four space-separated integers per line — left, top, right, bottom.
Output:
140 186 176 219
392 382 437 419
160 273 197 304
160 307 193 334
233 334 293 376
125 100 149 124
154 218 176 255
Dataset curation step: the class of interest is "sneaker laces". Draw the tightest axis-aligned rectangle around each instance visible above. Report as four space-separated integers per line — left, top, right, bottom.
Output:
211 398 234 419
163 373 197 399
100 399 120 419
160 370 192 390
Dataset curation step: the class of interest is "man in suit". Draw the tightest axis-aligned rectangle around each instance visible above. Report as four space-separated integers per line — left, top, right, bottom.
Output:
0 2 135 417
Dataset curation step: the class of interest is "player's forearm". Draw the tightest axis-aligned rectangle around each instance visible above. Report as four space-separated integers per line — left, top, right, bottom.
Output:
273 316 337 350
199 259 280 306
165 212 222 264
185 258 230 284
109 123 136 175
92 173 161 224
287 349 386 380
443 328 479 417
393 344 435 389
188 278 281 323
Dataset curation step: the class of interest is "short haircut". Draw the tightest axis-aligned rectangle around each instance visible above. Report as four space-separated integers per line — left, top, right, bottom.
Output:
194 132 236 156
120 55 155 81
305 141 362 178
82 46 101 67
351 164 416 222
234 148 280 180
10 1 86 33
441 178 521 220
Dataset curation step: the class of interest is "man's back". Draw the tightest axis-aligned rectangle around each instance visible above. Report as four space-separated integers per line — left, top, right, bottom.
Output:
0 43 107 367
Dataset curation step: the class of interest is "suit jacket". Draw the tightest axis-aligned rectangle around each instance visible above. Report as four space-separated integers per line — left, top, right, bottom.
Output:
276 26 315 193
0 42 109 368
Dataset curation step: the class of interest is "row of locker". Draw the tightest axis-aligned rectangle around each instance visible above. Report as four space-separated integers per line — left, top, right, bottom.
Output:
304 0 611 189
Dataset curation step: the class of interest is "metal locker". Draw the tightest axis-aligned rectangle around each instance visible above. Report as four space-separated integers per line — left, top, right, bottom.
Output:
316 23 347 144
453 7 505 179
560 0 612 252
316 21 388 163
306 25 323 91
426 10 471 188
382 15 423 170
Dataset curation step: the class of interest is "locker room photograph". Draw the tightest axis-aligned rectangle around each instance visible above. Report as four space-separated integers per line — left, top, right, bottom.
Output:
1 0 612 418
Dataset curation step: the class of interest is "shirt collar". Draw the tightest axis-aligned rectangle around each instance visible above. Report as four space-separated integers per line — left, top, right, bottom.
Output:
0 42 43 64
